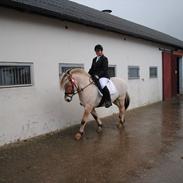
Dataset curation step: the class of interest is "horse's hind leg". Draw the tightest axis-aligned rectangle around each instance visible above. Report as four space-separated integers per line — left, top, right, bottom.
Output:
75 104 93 140
91 108 103 133
114 97 126 128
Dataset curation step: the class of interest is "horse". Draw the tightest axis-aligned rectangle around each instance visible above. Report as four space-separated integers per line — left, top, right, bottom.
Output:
60 68 130 140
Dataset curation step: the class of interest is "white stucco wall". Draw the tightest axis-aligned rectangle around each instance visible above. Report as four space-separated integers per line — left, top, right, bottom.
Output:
0 8 162 146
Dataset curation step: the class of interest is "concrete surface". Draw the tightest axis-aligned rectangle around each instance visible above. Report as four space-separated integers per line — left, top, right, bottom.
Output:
0 96 183 183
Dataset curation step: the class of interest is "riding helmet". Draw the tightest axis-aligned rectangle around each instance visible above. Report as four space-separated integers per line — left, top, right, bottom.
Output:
94 44 103 51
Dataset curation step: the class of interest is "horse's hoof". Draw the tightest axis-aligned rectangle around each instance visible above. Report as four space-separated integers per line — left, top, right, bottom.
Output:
116 123 122 128
116 123 124 129
96 127 103 133
75 132 83 140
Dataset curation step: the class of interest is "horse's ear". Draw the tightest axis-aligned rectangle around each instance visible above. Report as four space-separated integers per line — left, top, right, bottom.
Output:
65 68 72 75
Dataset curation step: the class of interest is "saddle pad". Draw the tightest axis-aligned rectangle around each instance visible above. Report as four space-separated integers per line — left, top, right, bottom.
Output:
107 80 117 94
98 79 117 95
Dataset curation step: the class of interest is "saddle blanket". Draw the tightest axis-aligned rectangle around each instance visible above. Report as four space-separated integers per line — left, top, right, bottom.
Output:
107 80 117 94
99 78 117 95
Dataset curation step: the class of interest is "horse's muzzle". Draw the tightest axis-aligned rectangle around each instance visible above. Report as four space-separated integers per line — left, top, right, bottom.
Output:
65 95 72 102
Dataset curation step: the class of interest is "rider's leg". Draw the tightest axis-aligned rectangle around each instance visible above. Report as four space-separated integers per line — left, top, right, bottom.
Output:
102 86 112 108
99 78 112 108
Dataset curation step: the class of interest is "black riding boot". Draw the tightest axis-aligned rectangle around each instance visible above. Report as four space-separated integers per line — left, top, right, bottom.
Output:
102 86 112 108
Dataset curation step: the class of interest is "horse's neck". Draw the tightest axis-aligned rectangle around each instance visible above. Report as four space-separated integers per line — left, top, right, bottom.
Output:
73 73 98 106
73 74 90 88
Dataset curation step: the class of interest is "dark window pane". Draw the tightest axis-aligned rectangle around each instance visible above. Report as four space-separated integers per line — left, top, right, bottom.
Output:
128 66 140 79
59 63 84 76
108 66 116 77
150 67 158 78
0 65 31 86
61 66 83 73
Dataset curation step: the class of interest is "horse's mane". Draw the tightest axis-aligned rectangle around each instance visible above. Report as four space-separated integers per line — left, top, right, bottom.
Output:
70 68 89 76
59 68 90 89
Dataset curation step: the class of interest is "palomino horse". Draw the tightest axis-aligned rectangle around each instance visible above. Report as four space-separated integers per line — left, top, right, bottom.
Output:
60 68 130 140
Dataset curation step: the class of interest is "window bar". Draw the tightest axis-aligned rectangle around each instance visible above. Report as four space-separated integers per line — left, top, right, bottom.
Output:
23 67 26 84
20 67 23 84
10 67 13 85
1 67 3 85
3 67 6 85
28 67 31 84
24 67 27 84
15 67 17 85
17 67 20 85
4 67 7 85
14 67 17 85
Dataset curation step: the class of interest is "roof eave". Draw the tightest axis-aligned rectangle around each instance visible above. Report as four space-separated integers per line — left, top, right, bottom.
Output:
0 0 183 50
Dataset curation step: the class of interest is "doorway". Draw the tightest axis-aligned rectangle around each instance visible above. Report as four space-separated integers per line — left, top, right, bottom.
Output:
162 52 181 100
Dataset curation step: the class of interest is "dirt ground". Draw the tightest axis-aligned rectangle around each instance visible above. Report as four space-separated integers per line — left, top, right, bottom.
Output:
0 96 183 183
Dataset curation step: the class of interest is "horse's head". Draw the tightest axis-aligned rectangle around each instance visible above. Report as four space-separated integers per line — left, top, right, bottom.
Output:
60 68 93 102
60 69 79 102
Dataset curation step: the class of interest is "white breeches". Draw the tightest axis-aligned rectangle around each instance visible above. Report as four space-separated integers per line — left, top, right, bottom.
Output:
99 77 110 89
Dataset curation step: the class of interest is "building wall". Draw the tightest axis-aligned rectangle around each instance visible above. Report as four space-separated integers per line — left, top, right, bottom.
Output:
0 8 162 146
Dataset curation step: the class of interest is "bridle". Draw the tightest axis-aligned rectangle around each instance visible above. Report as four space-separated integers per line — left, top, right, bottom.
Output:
64 70 93 101
64 74 79 97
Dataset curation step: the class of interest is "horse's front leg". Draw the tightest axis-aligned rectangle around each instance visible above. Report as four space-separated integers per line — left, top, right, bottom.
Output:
91 108 103 133
75 104 93 140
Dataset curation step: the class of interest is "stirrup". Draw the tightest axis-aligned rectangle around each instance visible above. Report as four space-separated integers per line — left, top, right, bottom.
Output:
105 101 112 108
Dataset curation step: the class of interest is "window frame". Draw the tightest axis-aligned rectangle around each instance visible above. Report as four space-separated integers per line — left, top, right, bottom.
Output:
0 62 34 88
59 63 84 76
149 66 158 78
108 64 116 77
128 66 140 80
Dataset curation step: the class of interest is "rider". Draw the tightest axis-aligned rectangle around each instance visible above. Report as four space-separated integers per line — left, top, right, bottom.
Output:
88 44 112 108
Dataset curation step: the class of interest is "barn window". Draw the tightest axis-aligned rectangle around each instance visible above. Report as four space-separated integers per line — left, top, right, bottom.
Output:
108 65 116 77
149 67 158 78
0 62 33 88
128 66 140 79
59 63 84 76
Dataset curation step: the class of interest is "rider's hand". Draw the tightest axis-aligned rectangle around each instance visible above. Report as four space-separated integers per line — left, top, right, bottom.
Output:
92 75 99 82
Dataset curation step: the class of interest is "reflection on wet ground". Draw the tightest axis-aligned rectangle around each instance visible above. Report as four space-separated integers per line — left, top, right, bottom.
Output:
0 96 183 183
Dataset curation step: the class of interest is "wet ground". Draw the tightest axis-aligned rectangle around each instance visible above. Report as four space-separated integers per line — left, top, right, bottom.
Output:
0 96 183 183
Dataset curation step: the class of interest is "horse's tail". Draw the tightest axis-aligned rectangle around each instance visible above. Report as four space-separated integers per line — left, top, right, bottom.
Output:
125 92 130 110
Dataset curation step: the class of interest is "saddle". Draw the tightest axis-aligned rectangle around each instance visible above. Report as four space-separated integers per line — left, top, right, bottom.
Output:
92 78 117 107
101 80 117 95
